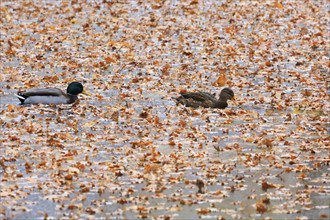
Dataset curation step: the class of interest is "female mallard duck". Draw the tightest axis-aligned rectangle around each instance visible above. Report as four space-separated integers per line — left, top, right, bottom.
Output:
175 88 234 109
15 82 87 105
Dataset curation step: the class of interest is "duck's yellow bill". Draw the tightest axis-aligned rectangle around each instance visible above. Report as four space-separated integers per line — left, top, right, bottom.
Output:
230 96 238 105
82 90 91 96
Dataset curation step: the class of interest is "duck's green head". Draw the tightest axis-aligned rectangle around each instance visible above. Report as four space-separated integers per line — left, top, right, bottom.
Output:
67 82 85 95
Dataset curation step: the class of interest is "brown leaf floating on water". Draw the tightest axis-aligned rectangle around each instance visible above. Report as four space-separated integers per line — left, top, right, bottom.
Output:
212 71 227 87
256 201 267 213
195 178 206 194
261 181 277 190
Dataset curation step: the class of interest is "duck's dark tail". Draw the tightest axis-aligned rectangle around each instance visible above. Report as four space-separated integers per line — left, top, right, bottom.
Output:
172 96 183 104
14 93 26 104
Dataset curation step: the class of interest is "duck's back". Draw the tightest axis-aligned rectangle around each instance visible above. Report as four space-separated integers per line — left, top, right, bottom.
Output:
177 92 218 108
21 88 64 97
180 92 217 102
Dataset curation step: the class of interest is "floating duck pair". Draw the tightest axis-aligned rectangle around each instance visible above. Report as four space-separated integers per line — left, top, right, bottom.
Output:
15 83 234 109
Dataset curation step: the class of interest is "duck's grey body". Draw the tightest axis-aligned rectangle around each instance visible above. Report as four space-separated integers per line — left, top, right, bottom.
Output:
16 82 84 105
175 88 234 109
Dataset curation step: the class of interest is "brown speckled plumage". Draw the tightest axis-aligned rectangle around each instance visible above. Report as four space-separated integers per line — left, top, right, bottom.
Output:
175 88 234 109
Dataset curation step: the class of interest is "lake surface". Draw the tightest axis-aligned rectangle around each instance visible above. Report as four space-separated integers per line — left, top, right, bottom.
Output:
0 0 329 219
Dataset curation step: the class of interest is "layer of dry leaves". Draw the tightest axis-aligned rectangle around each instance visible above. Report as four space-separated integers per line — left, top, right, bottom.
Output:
0 0 329 219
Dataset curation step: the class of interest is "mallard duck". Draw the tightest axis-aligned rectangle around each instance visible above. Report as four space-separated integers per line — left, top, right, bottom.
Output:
15 82 87 105
175 88 234 109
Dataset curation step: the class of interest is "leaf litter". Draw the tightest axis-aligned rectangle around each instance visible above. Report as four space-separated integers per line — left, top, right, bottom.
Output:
0 0 329 219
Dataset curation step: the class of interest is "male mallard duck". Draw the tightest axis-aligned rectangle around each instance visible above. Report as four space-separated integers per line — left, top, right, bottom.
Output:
175 88 234 109
15 82 87 105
